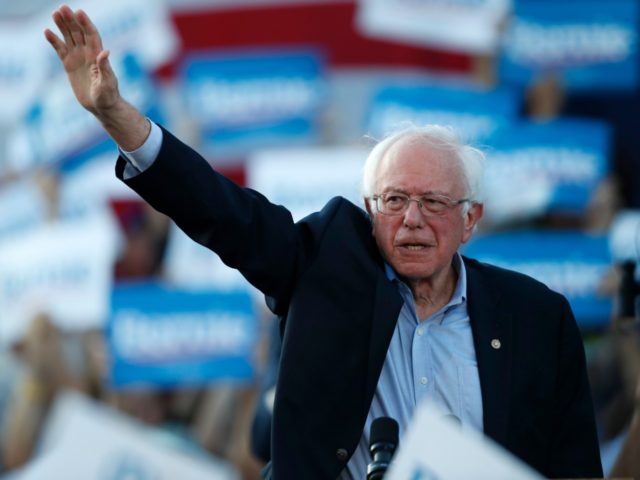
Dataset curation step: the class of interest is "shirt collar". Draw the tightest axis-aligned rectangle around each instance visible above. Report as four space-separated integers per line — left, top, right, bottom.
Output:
384 253 467 308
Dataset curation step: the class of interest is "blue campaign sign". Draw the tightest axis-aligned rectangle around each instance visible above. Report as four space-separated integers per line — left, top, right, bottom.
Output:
366 83 519 142
484 118 611 214
21 53 162 174
500 0 639 91
180 48 326 157
108 283 258 389
463 231 612 329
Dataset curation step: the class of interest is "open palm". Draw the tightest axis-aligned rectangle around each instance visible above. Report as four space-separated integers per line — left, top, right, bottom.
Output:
44 5 119 114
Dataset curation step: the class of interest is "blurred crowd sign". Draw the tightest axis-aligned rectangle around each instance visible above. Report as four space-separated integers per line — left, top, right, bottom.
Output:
0 23 49 127
108 283 257 389
58 152 143 219
463 231 612 329
0 212 119 345
6 54 160 176
367 84 519 142
0 176 48 240
483 118 611 217
247 145 367 221
500 0 639 91
386 399 542 480
609 209 640 263
164 223 249 291
0 0 177 127
8 391 238 480
180 48 326 159
357 0 510 54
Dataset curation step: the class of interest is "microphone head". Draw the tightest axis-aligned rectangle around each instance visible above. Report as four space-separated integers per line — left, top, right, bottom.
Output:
370 416 399 448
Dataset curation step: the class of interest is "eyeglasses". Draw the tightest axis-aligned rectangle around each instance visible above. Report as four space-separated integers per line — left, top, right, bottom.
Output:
371 192 470 216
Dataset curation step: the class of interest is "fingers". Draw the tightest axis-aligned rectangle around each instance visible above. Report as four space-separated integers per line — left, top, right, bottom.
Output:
60 5 85 47
43 29 68 59
76 9 103 52
50 5 93 49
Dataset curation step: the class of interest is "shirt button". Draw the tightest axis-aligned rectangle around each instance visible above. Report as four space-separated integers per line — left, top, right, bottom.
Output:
420 376 428 385
417 328 424 336
491 339 501 350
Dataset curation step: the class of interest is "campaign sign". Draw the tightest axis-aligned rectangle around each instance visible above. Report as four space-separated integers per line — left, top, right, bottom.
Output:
108 283 257 389
387 399 542 480
8 391 238 480
0 22 50 128
367 84 519 142
247 145 367 222
500 0 639 91
180 48 326 158
6 53 161 176
483 118 611 215
463 231 612 329
0 212 119 345
357 0 510 54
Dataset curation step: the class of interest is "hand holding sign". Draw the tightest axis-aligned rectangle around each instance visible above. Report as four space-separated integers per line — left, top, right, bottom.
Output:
44 5 150 151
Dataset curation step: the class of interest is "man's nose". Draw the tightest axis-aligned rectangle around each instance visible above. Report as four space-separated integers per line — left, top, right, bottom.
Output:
403 200 425 228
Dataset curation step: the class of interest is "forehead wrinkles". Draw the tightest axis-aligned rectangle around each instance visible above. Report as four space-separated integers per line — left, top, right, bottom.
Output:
375 137 464 194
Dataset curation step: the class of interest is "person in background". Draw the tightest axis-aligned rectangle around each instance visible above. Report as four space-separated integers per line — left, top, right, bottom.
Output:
45 5 602 479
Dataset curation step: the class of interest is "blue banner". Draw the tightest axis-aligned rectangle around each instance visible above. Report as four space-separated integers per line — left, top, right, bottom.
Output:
180 48 326 157
463 231 612 329
500 0 639 91
484 118 611 214
21 53 162 175
107 283 257 389
366 83 519 142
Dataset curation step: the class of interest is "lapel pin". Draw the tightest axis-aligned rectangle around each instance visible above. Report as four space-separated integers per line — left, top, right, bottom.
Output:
491 339 501 350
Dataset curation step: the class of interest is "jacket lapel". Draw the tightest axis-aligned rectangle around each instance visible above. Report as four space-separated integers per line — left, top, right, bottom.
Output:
464 258 513 447
365 270 403 403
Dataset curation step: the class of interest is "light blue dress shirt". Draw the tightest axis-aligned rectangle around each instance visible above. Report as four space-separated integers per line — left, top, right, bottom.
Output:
340 254 483 479
120 123 483 479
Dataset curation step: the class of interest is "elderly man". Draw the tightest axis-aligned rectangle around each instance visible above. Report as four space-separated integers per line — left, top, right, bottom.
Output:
46 5 603 479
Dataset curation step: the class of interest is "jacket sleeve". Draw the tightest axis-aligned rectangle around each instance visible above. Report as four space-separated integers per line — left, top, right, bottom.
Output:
115 125 308 311
548 297 603 478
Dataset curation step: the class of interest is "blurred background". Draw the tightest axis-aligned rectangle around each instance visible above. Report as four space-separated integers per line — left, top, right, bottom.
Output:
0 0 639 478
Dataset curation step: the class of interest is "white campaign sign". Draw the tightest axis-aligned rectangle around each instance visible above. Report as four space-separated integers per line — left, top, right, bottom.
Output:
0 0 178 127
0 175 48 241
0 211 120 345
387 400 543 480
8 391 238 480
247 145 367 222
356 0 511 54
163 223 249 291
0 21 50 128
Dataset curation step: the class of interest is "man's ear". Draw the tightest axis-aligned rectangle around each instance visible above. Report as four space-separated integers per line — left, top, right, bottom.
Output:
461 203 483 244
364 198 374 217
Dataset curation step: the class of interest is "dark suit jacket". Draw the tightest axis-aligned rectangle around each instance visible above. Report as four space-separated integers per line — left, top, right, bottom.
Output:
116 127 603 479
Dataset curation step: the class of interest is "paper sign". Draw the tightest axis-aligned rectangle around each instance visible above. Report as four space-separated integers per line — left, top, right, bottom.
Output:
7 391 237 480
463 231 612 329
0 212 120 344
108 283 257 388
387 400 542 480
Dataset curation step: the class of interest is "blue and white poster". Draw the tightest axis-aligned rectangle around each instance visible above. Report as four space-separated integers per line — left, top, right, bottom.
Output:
463 231 613 329
108 283 257 389
7 53 162 175
483 118 611 217
500 0 639 91
180 48 326 159
366 84 519 142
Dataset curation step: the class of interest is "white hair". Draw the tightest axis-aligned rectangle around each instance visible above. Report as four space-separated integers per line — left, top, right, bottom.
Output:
361 124 486 211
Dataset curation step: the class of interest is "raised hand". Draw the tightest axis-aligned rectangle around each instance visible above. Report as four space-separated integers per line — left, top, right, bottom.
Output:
43 5 150 151
44 5 119 116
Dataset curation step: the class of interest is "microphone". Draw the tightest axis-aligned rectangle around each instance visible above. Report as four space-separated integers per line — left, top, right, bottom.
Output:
367 416 399 480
